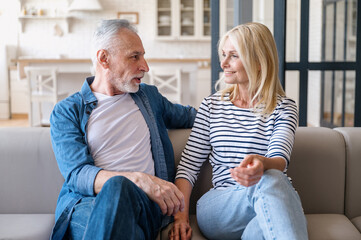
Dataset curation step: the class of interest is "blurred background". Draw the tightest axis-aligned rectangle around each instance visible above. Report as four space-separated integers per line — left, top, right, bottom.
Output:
0 0 359 127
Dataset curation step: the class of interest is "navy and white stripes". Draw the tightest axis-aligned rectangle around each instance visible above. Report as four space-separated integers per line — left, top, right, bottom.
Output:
176 93 298 189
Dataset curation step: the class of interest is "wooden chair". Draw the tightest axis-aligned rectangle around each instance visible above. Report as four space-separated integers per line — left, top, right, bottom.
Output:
25 67 68 127
148 67 182 103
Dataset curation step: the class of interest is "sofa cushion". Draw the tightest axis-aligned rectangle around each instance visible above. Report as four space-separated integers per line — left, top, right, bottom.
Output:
306 214 361 240
0 214 54 240
162 214 361 240
334 127 361 219
0 127 64 213
168 128 192 166
287 127 346 214
351 216 361 233
168 129 213 215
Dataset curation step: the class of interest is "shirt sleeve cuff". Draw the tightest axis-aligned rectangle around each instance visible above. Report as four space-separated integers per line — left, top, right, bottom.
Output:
77 165 102 196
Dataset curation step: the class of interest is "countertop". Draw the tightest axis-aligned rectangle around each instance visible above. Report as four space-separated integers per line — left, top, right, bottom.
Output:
12 58 210 64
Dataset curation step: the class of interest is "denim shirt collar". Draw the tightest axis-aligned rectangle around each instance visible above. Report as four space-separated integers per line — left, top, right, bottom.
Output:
80 77 97 105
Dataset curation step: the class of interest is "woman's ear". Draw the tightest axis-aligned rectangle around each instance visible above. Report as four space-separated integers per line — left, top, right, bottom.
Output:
97 49 109 69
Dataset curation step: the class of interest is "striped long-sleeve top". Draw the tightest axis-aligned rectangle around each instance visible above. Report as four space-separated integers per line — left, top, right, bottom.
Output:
176 93 298 190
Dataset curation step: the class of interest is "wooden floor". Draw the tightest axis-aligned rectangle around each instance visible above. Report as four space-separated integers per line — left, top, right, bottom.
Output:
0 114 29 127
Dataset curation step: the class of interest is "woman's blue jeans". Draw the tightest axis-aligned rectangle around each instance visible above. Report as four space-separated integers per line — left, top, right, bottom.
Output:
66 176 162 240
196 169 308 240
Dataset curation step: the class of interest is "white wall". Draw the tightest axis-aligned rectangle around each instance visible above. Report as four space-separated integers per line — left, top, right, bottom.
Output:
0 1 19 118
1 0 212 115
307 0 323 127
13 0 211 59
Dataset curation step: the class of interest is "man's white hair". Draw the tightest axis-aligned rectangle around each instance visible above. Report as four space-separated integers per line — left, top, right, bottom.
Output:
91 19 137 69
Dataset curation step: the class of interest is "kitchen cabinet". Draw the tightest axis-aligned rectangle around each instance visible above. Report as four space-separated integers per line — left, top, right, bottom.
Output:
156 0 211 40
0 47 11 119
220 0 234 37
0 45 17 119
10 69 29 115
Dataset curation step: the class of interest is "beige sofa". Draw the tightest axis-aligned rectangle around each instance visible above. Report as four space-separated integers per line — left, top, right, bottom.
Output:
0 127 360 239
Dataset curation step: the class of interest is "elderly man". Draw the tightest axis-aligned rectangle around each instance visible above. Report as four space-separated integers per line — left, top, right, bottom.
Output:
50 19 196 239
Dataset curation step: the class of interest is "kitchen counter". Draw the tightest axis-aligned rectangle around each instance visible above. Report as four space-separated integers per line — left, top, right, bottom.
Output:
12 58 210 63
12 58 93 79
12 58 91 64
12 57 210 78
9 57 211 118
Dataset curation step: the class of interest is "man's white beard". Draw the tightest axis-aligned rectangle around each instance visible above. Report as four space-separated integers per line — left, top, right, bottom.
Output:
112 78 139 93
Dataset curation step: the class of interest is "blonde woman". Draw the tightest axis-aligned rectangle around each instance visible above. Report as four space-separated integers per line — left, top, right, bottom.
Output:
169 22 308 240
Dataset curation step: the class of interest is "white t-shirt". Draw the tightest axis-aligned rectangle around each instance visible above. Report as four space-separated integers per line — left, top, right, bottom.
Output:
86 92 154 175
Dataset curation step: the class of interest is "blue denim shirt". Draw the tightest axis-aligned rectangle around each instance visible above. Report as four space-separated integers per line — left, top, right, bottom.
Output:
50 77 196 239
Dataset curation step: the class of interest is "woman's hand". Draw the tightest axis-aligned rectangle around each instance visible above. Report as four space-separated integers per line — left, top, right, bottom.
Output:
230 154 287 187
168 178 193 239
229 154 265 187
168 214 192 240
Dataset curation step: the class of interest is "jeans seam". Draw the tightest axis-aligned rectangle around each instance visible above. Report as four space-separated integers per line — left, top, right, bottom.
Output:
258 185 276 240
81 199 96 240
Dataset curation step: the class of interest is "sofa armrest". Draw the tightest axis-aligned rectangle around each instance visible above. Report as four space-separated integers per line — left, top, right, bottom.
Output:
334 127 361 219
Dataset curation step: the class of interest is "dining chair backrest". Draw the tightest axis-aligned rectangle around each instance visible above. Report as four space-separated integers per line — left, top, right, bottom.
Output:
148 67 182 103
24 67 66 126
25 67 58 101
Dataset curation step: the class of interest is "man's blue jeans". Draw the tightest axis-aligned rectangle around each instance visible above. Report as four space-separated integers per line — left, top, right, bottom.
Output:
66 176 162 239
196 169 308 240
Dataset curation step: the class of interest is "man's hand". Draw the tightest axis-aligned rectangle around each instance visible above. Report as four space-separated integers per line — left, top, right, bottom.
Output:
94 170 185 216
134 173 185 216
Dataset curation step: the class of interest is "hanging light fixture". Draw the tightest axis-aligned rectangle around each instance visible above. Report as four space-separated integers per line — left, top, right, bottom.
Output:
68 0 102 11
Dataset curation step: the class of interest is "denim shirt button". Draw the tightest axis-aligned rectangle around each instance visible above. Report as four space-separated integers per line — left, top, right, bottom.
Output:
86 111 90 115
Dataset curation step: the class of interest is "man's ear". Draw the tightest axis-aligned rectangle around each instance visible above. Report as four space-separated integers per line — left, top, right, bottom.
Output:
97 49 110 69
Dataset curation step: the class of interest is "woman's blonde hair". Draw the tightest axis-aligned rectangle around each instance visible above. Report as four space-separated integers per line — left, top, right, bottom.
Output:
216 22 285 115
